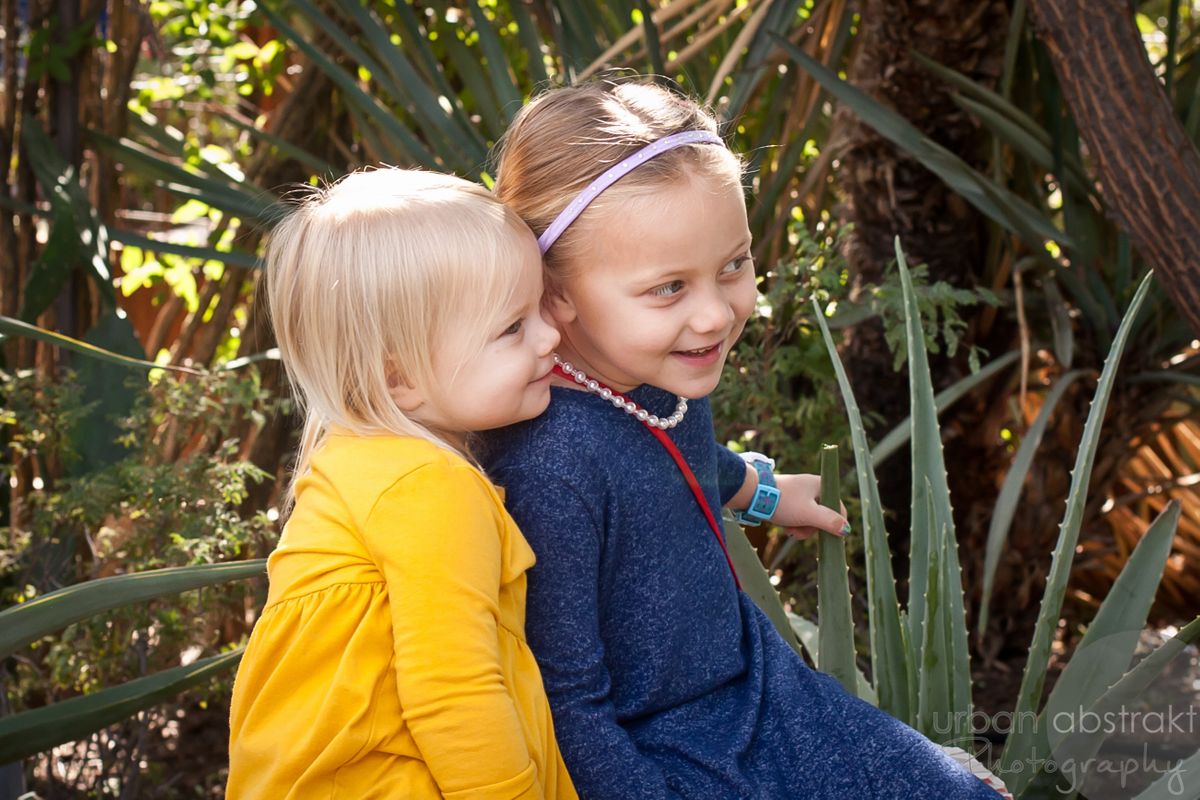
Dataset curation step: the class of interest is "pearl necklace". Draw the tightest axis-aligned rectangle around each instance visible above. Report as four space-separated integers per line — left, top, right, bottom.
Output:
554 356 688 430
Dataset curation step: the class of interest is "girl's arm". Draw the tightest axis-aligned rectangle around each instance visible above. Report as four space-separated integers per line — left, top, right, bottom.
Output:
716 445 848 537
499 467 686 800
363 461 541 799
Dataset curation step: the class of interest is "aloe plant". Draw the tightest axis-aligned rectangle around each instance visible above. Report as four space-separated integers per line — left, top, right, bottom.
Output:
0 561 265 763
732 242 1199 797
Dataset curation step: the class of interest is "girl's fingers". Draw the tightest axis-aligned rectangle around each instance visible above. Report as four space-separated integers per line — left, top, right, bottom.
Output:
784 526 818 541
809 505 850 537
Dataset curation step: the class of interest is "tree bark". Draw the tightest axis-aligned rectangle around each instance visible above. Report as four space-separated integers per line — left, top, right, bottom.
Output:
833 0 1011 595
836 0 1010 432
1030 0 1200 335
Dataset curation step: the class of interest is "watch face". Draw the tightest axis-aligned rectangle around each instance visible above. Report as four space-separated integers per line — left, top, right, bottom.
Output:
750 485 781 517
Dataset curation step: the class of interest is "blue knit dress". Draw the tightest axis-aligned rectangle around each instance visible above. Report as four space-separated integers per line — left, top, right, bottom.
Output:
480 384 1001 800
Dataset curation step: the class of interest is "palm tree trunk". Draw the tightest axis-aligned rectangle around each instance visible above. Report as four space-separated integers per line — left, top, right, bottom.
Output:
834 0 1011 578
1029 0 1200 335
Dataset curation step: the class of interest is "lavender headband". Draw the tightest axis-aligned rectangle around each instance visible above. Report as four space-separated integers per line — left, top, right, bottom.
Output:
537 130 725 254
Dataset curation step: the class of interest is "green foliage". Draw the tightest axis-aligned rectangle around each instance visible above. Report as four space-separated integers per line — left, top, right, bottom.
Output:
142 0 280 102
714 225 854 474
25 16 98 84
0 365 278 791
867 264 999 373
716 224 1001 476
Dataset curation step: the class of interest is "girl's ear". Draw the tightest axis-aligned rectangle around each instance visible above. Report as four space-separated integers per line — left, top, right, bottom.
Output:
390 382 425 413
386 365 425 412
545 288 577 325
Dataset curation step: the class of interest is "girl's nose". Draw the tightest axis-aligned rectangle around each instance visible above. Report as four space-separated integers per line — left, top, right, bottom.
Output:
534 309 560 356
690 285 736 335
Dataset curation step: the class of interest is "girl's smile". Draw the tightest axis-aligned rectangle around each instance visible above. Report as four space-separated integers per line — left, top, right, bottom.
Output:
547 171 756 399
671 341 725 366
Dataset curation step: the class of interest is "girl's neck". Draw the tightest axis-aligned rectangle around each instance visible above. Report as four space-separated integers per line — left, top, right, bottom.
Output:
551 341 638 394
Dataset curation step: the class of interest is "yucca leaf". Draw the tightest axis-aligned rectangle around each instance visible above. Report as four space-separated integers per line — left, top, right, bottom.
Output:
870 350 1020 469
0 649 243 763
1030 615 1200 798
1026 504 1184 796
952 94 1093 201
1043 501 1181 732
126 112 186 156
469 1 524 123
909 50 1092 197
342 98 404 166
747 104 809 234
978 370 1085 637
389 0 460 103
509 0 551 86
916 488 948 739
896 238 951 678
0 316 201 375
725 0 807 120
20 120 115 317
0 560 266 659
816 445 858 696
812 297 908 721
442 31 507 144
1044 275 1076 370
635 0 665 78
942 485 972 743
723 515 802 658
285 0 404 106
775 36 1074 254
90 131 277 222
999 270 1156 791
259 3 439 170
335 0 488 167
1130 746 1200 800
109 228 261 270
788 613 878 704
215 112 339 178
126 114 248 189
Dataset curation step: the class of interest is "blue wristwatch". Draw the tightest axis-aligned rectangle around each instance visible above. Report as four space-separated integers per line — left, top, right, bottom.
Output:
735 451 780 526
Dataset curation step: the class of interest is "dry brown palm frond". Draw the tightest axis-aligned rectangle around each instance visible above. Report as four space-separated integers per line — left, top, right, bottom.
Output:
1072 413 1200 621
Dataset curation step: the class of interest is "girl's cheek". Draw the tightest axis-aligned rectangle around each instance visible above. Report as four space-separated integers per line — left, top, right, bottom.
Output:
734 280 757 322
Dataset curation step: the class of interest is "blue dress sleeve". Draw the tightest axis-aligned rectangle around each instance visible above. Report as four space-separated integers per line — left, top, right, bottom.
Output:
494 464 684 800
715 443 748 506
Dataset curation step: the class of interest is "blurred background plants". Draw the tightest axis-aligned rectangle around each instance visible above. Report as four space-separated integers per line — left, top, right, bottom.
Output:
1 0 1198 795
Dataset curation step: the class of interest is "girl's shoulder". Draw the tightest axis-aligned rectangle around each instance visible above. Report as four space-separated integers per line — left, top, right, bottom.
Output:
305 433 497 517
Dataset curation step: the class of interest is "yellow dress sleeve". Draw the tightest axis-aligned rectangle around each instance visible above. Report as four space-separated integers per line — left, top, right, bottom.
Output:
362 460 541 800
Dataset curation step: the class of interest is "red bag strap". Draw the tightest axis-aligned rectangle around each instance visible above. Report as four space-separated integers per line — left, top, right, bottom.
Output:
552 366 741 590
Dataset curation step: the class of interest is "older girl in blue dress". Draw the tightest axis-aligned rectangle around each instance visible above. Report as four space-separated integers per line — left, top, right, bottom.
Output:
480 81 1009 800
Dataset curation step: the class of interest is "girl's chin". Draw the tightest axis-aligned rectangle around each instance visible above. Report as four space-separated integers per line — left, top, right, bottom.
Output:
656 372 723 399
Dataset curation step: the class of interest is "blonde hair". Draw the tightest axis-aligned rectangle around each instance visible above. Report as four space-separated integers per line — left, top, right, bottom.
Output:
492 80 743 288
266 167 533 501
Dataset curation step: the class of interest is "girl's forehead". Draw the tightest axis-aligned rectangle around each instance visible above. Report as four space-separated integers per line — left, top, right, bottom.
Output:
579 177 749 261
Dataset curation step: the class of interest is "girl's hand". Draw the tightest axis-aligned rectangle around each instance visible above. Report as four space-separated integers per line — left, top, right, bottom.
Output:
771 473 850 541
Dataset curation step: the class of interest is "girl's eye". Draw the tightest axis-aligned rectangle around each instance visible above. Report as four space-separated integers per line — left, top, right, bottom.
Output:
722 255 753 275
501 319 523 337
650 280 685 298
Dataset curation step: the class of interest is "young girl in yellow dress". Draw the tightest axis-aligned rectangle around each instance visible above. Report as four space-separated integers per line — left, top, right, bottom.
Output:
226 167 577 800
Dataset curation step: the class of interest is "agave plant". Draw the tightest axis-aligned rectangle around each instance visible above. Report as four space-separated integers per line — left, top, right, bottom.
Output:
726 242 1199 798
0 558 265 762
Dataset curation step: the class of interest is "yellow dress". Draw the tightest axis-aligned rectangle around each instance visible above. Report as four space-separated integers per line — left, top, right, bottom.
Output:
227 433 577 799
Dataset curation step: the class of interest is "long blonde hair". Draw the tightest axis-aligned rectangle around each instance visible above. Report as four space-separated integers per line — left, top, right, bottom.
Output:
491 80 743 289
265 167 533 502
